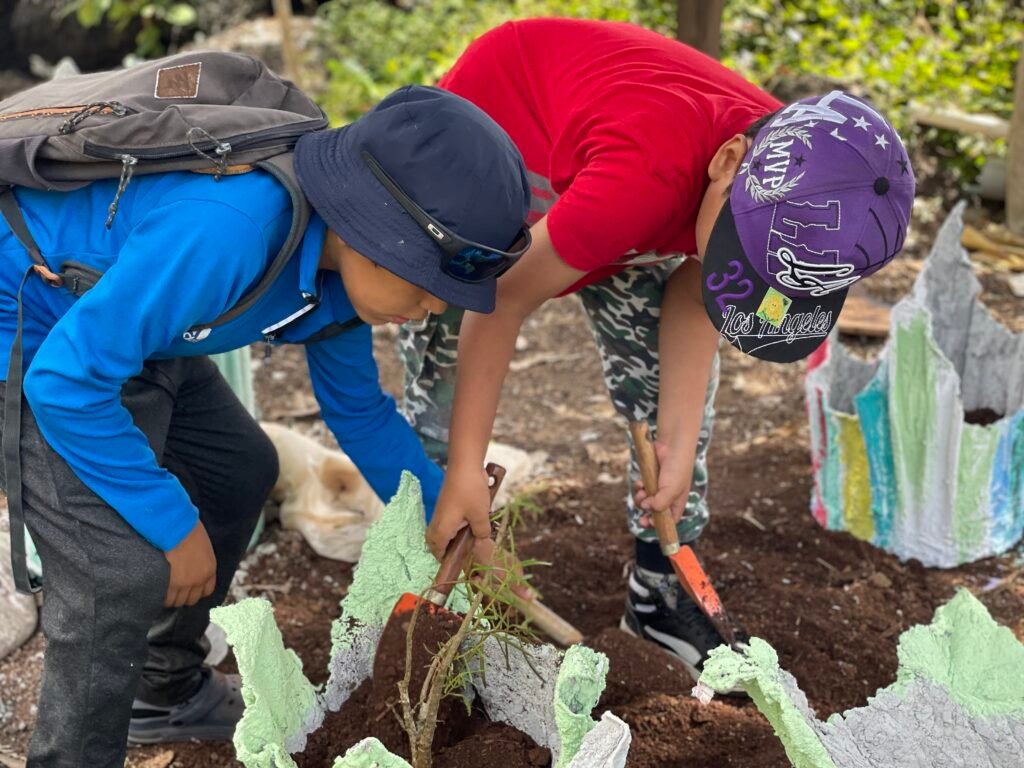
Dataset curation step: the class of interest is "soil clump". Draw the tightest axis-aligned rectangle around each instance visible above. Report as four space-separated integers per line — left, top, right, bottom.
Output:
296 677 551 768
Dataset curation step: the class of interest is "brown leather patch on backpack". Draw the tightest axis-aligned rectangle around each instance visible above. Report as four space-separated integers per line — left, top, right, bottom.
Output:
155 62 202 99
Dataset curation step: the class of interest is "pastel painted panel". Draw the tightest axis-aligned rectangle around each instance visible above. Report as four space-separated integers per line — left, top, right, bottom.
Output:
806 379 830 527
854 372 898 549
822 411 845 531
889 313 938 511
953 424 1000 563
837 414 873 542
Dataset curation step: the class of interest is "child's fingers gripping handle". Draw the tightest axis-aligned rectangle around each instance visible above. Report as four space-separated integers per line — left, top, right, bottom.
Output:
428 463 508 605
628 420 680 554
428 526 475 605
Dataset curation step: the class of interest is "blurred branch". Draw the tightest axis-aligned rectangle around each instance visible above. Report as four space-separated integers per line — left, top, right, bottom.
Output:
1008 39 1024 235
272 0 301 88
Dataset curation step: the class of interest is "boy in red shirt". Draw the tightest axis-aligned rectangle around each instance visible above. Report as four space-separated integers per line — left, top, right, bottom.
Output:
399 18 914 678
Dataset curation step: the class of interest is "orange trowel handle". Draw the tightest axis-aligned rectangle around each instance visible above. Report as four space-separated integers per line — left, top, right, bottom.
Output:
424 463 507 606
628 421 681 554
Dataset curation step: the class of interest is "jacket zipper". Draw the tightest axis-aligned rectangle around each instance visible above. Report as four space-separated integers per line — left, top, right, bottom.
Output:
259 287 321 359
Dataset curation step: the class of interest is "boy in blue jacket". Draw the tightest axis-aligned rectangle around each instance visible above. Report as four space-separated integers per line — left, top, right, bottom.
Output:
0 85 529 766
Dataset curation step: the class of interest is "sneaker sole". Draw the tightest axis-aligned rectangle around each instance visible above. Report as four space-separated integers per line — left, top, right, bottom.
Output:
127 723 236 745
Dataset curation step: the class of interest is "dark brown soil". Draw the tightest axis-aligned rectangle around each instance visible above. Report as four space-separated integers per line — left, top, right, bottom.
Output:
296 600 551 766
296 679 551 768
364 601 469 757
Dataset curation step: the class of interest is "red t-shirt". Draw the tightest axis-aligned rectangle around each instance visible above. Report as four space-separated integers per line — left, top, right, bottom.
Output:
439 18 781 292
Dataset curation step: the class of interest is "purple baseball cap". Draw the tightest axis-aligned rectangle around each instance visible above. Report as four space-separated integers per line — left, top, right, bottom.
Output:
702 91 915 363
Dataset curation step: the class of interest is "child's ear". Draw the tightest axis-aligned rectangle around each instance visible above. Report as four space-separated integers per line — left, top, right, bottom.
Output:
708 134 750 183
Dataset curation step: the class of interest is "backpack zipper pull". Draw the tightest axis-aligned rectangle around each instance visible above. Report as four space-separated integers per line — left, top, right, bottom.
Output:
105 153 137 229
263 333 274 360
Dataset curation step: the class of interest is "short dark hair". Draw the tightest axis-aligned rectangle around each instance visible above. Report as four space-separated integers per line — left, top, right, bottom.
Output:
744 108 781 139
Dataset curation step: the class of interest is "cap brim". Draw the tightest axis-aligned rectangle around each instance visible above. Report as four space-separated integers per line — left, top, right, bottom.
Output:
701 200 846 363
294 128 496 314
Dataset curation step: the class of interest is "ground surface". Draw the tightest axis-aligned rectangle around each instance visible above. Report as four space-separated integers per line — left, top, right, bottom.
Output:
1 203 1022 768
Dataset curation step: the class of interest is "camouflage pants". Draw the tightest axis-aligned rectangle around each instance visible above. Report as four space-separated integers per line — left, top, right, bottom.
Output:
398 260 719 544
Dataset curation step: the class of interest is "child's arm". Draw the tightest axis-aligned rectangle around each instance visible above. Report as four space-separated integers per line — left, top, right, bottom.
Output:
634 258 720 524
305 323 445 516
426 217 586 559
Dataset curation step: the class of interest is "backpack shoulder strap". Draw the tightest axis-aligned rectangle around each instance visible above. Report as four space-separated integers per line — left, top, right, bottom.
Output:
0 186 62 286
0 158 313 331
189 153 312 333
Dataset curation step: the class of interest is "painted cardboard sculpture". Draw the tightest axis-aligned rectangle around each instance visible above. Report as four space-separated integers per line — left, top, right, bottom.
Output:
211 473 630 768
696 589 1024 767
806 203 1024 567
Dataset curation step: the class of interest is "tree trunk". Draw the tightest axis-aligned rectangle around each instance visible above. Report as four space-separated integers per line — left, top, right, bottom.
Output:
1007 40 1024 235
676 0 724 59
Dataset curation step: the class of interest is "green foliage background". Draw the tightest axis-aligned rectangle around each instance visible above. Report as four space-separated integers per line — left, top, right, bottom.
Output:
314 0 1023 180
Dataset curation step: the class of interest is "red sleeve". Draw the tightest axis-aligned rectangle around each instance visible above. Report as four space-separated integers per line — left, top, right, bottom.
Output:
546 127 695 272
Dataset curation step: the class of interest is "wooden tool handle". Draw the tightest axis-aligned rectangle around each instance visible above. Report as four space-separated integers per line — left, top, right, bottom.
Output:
427 463 507 605
515 596 584 647
485 462 507 503
629 421 680 554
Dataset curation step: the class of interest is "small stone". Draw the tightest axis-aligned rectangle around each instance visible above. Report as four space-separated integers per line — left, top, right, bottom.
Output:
1008 273 1024 298
869 572 893 589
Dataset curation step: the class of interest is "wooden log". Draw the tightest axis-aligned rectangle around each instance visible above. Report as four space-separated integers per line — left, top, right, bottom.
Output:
909 104 1009 140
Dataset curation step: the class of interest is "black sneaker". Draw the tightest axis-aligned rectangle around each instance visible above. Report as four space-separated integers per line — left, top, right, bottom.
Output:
128 668 244 745
619 566 744 685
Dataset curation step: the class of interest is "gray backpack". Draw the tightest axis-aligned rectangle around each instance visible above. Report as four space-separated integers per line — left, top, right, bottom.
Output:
0 51 329 593
0 49 327 298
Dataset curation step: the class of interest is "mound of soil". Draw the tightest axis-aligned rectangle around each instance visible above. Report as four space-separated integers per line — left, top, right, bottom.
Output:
296 601 552 767
296 678 550 768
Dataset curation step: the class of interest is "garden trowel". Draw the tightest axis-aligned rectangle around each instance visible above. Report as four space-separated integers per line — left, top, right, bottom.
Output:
629 421 739 649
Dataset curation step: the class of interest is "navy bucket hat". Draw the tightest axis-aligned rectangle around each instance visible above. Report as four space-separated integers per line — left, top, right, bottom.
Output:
293 85 530 313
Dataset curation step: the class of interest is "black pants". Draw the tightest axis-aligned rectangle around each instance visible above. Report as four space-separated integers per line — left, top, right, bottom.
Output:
0 357 278 768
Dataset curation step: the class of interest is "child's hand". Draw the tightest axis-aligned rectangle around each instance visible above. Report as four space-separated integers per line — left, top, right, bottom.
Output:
427 463 494 564
164 520 217 608
633 438 694 526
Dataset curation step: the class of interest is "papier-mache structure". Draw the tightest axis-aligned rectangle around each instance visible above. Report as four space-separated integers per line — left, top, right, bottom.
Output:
806 203 1024 567
211 472 631 767
696 589 1024 767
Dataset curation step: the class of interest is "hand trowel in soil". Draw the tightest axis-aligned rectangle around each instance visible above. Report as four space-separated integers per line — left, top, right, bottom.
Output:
628 421 739 649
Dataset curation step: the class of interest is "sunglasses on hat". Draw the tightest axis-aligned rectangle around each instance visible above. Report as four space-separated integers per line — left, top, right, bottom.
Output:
362 151 531 283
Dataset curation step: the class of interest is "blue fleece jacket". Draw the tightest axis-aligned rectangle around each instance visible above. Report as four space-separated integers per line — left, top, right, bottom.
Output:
0 169 442 552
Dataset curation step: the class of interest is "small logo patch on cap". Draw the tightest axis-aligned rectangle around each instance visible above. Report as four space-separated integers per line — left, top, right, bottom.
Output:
155 62 202 99
756 287 792 328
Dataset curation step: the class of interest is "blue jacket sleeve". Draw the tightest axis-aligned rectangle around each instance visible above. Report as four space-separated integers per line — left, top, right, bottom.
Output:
304 325 443 520
23 199 269 551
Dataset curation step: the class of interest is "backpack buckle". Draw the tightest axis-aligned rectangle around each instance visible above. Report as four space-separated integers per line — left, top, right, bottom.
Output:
32 263 64 287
